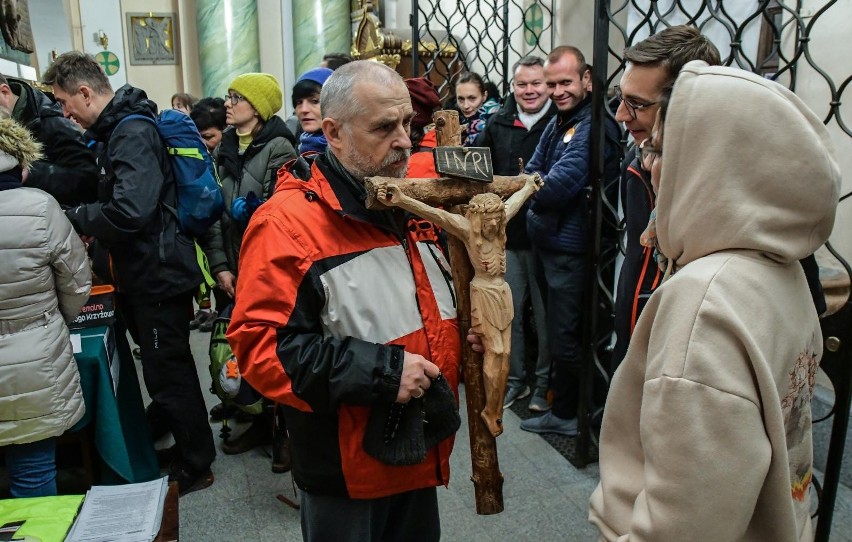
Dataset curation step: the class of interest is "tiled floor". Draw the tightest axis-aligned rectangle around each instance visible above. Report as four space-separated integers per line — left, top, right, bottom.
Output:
146 330 852 541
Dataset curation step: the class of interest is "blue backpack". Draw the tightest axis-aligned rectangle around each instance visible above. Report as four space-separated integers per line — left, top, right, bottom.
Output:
118 110 224 237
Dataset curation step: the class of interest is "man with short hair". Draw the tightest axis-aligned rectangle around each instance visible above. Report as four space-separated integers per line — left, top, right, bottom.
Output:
520 46 621 436
0 74 98 205
475 55 556 412
43 51 215 495
228 60 461 541
610 26 722 373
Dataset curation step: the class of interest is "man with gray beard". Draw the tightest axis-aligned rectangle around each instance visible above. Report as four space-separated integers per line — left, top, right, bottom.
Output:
227 61 462 541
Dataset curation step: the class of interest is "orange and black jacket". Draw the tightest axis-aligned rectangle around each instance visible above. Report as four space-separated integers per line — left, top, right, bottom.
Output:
227 154 461 499
612 156 660 373
407 129 438 179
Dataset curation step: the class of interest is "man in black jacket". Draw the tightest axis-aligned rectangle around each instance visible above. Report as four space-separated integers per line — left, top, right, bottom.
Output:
0 75 98 205
610 27 722 374
44 51 215 496
475 55 556 412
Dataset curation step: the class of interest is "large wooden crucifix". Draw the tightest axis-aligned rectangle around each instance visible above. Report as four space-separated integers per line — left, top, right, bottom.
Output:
364 110 542 514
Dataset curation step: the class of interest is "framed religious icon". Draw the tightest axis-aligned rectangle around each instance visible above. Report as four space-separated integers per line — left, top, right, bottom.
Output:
127 12 178 65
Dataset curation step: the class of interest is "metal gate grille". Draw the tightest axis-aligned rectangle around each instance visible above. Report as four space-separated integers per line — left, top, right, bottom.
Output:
412 0 556 96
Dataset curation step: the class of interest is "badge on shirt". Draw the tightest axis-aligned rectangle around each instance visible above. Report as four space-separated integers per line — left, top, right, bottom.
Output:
563 127 575 144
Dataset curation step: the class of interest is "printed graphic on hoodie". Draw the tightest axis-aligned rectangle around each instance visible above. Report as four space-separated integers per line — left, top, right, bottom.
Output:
781 343 818 507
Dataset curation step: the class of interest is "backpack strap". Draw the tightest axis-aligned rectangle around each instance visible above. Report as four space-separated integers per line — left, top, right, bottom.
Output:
168 147 205 159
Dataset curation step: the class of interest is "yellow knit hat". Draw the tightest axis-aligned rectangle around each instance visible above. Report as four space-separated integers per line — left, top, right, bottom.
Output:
228 73 283 121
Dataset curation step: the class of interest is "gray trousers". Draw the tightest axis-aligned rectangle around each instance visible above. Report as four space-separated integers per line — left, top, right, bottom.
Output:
301 486 440 542
505 248 550 395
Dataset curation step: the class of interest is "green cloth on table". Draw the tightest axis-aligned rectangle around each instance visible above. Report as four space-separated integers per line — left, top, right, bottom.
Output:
69 326 158 484
0 495 83 542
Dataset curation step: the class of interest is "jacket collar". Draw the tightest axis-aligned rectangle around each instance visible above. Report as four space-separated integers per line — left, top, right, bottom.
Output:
219 116 296 179
555 95 592 127
85 84 157 142
279 153 404 236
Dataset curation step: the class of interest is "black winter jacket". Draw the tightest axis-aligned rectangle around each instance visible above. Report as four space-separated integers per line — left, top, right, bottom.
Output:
8 78 99 206
474 95 556 250
611 155 658 371
65 85 201 301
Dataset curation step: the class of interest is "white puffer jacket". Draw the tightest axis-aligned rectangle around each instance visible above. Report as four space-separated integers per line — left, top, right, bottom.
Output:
0 187 92 445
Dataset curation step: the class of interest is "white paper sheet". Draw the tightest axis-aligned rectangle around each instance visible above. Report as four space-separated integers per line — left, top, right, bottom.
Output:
65 476 168 542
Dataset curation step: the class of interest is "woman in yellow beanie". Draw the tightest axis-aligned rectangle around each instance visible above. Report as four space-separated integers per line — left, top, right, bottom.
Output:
199 73 297 456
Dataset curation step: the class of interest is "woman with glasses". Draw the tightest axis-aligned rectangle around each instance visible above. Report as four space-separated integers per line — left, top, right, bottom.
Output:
201 73 296 457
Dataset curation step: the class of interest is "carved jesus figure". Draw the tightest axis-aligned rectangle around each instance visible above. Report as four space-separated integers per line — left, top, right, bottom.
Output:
376 174 542 437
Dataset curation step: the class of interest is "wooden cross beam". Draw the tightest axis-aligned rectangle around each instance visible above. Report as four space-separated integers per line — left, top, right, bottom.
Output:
364 110 542 515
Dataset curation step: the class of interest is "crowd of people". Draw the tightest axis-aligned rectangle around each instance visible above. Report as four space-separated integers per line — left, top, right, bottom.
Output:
0 23 839 542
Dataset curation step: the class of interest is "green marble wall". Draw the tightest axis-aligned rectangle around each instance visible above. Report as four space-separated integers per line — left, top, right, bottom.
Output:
196 0 260 99
292 0 351 77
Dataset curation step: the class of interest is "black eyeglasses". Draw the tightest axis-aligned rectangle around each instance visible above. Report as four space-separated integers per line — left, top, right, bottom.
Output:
614 85 658 119
223 92 247 105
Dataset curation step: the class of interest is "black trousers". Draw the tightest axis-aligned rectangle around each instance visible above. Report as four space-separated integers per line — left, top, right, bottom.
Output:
301 487 440 542
533 248 586 420
119 290 215 473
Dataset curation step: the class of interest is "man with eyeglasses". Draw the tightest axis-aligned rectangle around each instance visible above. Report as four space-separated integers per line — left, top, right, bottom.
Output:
474 55 557 412
43 52 216 495
610 26 723 374
519 46 622 436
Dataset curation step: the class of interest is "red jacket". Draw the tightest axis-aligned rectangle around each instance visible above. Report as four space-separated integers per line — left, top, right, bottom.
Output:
228 154 461 499
407 129 439 178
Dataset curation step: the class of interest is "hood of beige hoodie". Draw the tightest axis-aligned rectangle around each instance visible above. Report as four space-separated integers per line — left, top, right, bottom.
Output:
655 61 840 270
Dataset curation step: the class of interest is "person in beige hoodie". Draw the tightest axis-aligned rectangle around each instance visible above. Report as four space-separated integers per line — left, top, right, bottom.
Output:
589 60 840 541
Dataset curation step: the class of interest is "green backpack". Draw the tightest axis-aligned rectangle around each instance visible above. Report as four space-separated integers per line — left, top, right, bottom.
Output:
208 304 264 415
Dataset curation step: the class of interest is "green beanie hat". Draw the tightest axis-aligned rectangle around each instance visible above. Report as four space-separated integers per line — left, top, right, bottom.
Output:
228 73 283 121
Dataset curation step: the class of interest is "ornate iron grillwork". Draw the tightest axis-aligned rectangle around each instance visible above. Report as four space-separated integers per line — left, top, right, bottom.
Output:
411 0 556 97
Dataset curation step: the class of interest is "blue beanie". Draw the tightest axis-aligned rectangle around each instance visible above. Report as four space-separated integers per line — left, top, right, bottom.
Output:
297 67 334 87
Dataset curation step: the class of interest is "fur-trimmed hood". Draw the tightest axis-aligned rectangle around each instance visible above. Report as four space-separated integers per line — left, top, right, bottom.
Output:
0 116 42 171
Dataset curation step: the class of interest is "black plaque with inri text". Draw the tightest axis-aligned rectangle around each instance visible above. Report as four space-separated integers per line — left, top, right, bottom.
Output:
433 146 493 183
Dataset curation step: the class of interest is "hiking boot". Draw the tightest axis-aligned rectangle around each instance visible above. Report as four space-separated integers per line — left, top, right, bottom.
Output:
169 464 214 496
271 436 292 474
221 416 272 455
519 411 578 436
528 394 551 412
189 309 212 330
198 310 218 332
503 385 530 409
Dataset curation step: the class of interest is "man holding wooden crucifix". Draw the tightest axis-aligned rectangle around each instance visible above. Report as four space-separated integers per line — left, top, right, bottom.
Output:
227 60 462 541
375 174 542 438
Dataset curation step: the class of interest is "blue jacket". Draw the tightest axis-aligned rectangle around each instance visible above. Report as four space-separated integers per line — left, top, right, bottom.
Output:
525 97 621 253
